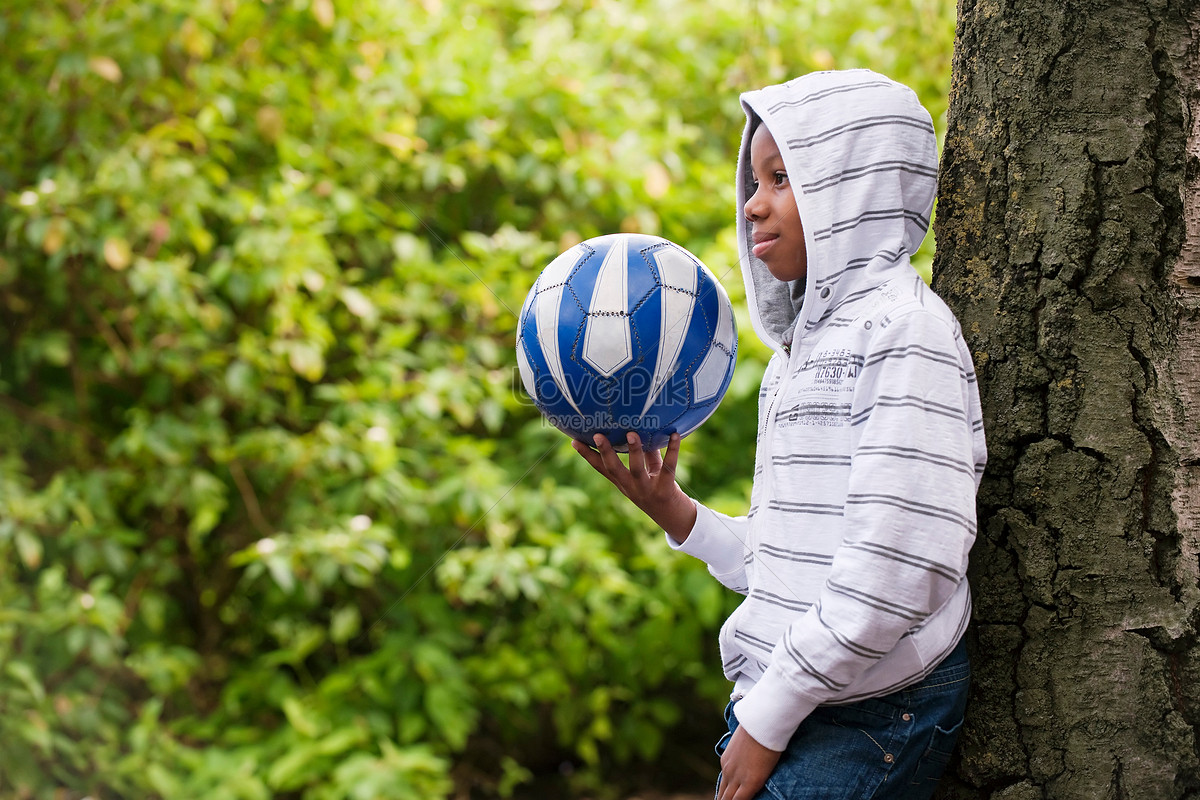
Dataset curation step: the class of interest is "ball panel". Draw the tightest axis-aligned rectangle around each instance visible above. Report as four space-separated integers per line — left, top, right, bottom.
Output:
581 236 633 377
693 278 737 403
519 313 575 425
640 244 698 418
540 242 586 290
554 282 595 428
626 243 665 313
533 279 585 418
516 334 537 400
657 280 718 435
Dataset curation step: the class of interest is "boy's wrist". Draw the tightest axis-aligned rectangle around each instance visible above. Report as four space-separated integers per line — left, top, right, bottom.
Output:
734 668 818 751
654 488 697 543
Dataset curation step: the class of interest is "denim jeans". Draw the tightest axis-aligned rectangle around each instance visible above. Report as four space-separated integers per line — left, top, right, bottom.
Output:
714 637 969 800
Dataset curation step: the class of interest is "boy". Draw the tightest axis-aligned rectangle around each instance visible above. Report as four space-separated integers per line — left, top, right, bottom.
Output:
573 69 986 799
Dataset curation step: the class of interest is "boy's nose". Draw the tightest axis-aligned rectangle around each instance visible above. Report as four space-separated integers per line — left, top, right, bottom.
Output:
745 190 764 221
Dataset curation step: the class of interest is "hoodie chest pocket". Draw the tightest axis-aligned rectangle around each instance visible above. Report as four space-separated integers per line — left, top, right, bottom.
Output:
774 347 863 431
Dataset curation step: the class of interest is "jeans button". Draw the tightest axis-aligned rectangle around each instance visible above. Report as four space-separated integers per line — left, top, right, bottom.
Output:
902 713 912 722
884 753 895 764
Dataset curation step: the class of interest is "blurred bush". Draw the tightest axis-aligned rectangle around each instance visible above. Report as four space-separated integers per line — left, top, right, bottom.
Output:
0 0 953 796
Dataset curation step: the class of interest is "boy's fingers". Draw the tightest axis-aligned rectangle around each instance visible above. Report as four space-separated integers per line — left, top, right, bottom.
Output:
644 438 665 471
593 433 628 479
625 432 646 476
572 439 603 471
662 432 681 476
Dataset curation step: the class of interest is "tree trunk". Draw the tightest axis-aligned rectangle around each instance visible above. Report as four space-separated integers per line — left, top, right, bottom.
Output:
932 0 1200 796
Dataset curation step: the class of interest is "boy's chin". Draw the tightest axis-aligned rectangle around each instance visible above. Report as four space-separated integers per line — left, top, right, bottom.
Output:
766 263 806 283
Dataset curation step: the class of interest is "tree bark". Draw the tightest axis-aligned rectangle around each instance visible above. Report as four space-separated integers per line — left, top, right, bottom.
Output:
932 0 1200 796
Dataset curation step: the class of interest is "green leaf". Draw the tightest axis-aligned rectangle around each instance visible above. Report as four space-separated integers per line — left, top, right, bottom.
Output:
282 696 323 738
5 661 45 703
423 683 475 750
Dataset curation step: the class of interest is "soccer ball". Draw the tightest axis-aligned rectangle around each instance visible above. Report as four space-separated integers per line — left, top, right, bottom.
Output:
516 233 737 452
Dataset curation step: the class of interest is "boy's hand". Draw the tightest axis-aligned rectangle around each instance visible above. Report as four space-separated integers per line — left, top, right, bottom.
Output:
571 431 697 541
717 726 782 800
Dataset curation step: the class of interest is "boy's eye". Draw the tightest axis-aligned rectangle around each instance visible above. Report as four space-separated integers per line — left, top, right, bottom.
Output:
749 172 787 193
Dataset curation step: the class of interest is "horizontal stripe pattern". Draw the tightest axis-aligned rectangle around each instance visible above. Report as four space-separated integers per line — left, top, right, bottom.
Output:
751 587 814 614
782 631 849 691
826 579 927 621
723 653 748 673
810 207 931 242
765 500 845 517
842 540 961 582
771 453 852 468
766 79 897 114
846 492 977 534
785 114 935 150
813 248 906 291
759 543 838 564
803 160 938 194
855 444 976 478
816 605 890 658
735 629 778 654
862 342 961 371
850 394 968 425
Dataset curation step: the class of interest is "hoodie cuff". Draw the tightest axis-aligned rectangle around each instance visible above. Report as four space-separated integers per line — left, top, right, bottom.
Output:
733 667 819 752
664 501 746 577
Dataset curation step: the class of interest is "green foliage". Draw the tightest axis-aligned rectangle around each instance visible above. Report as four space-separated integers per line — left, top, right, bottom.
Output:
0 0 953 797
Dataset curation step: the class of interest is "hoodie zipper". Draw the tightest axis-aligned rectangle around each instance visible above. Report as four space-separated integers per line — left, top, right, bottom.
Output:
758 341 796 518
760 344 790 437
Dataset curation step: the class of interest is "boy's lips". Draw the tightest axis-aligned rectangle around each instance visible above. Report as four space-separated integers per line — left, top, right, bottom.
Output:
752 234 778 258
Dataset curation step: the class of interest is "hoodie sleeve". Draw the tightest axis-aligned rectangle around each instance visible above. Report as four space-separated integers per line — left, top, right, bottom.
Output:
733 306 980 750
665 352 789 595
665 500 750 594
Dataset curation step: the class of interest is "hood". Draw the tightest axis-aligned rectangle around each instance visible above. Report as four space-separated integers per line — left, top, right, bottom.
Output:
736 69 939 351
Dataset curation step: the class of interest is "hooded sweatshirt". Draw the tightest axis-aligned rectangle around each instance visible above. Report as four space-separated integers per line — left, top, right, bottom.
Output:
668 70 987 751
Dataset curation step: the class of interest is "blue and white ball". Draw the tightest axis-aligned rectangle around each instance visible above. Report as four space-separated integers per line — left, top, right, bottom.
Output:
516 233 737 452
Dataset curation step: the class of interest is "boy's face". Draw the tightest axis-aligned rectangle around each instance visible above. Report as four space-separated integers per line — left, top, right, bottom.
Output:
746 124 807 283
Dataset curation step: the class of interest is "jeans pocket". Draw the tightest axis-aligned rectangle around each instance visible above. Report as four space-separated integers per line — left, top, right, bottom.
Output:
909 716 964 785
715 729 733 757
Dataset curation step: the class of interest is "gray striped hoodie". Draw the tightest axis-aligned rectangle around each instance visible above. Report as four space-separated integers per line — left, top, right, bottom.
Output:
669 69 987 751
